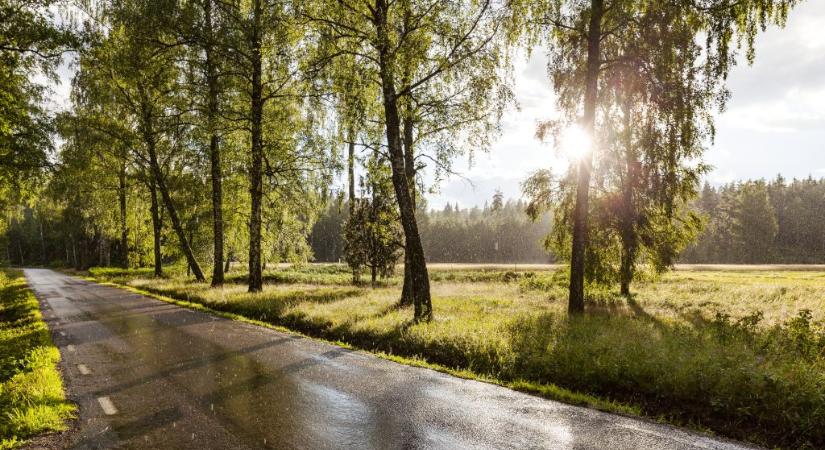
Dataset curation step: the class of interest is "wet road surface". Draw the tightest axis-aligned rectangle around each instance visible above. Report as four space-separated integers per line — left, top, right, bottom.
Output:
25 268 757 450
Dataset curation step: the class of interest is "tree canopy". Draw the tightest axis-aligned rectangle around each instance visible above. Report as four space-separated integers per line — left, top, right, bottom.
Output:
0 0 808 319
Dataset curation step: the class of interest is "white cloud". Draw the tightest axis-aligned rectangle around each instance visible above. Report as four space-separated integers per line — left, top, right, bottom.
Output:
718 86 825 133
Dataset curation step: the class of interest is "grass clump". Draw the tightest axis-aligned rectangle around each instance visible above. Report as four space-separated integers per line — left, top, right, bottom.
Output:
0 269 74 449
88 264 825 449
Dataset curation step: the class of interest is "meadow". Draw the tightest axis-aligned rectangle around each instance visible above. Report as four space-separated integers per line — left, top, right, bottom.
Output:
0 270 73 449
87 264 825 449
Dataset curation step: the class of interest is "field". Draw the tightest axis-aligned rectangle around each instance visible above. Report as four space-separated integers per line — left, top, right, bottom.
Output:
0 270 74 449
87 264 825 449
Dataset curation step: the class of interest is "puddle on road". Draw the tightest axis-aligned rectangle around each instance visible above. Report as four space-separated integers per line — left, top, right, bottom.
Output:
28 270 500 449
93 300 376 449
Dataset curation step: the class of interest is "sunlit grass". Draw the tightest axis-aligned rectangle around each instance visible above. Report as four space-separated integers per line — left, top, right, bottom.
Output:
0 270 74 449
89 265 825 449
634 270 825 324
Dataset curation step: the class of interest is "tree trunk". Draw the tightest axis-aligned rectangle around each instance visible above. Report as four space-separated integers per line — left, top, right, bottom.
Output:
568 0 604 315
224 251 232 273
348 128 356 210
205 0 225 287
402 116 415 201
18 239 24 266
78 238 85 270
376 0 432 320
619 99 637 297
400 114 415 306
71 236 77 269
39 217 46 265
247 0 264 293
401 250 412 305
347 128 358 284
149 177 163 277
619 243 634 296
619 184 636 297
98 230 104 267
149 153 205 282
118 162 129 268
140 98 206 282
187 227 196 277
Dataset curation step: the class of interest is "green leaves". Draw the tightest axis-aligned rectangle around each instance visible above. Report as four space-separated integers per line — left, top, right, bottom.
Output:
0 0 76 220
522 0 803 289
343 158 403 283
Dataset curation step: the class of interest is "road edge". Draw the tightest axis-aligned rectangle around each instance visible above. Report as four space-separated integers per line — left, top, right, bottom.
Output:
70 272 766 449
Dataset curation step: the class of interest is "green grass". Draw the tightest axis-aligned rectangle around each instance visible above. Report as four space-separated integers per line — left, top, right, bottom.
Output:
0 269 74 449
88 265 825 449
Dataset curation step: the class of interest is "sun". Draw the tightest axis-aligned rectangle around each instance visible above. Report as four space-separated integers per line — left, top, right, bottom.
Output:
559 125 592 162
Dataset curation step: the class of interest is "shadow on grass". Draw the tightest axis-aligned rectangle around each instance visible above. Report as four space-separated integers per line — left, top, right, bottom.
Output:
139 283 363 324
222 267 358 286
102 271 824 449
0 282 49 381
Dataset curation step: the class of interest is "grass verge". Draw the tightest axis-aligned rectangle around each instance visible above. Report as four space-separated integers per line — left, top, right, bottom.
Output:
0 269 74 449
86 266 825 449
85 277 637 416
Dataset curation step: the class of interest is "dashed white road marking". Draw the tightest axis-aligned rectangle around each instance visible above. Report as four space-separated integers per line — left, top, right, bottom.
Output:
77 364 91 375
67 344 76 352
59 331 66 336
97 396 118 415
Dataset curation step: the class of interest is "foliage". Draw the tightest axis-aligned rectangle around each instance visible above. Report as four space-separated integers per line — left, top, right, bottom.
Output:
343 163 403 285
305 0 516 319
313 195 554 265
683 177 823 264
512 0 803 307
0 0 76 226
0 270 74 448
0 1 821 444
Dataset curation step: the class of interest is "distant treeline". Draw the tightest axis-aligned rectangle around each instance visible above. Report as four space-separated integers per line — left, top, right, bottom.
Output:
682 177 825 264
5 177 824 267
313 176 825 265
311 199 554 264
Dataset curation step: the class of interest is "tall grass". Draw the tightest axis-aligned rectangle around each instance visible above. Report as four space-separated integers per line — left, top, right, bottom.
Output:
0 270 74 449
89 265 825 448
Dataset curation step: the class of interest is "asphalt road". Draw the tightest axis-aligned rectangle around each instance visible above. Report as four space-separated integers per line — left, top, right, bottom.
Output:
25 268 757 450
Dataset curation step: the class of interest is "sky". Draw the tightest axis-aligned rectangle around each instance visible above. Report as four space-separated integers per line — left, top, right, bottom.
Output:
45 1 825 210
426 1 825 210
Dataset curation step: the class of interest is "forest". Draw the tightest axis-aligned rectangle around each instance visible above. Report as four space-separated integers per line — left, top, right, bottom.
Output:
310 176 825 265
7 175 825 269
684 178 825 264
